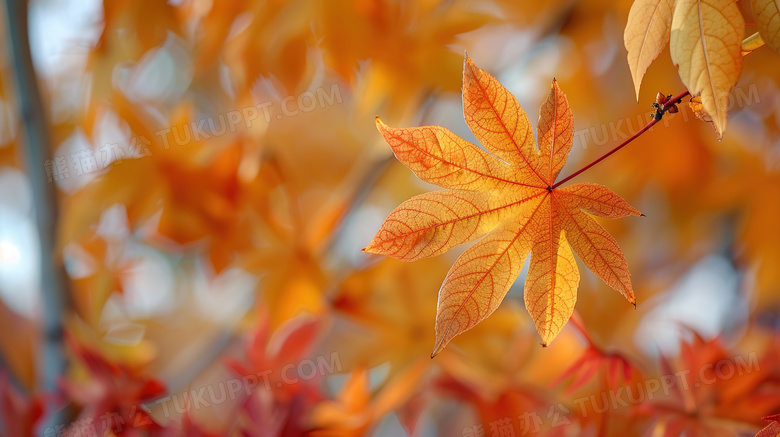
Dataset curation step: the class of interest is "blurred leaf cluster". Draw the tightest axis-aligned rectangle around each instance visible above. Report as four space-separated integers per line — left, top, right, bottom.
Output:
0 0 780 436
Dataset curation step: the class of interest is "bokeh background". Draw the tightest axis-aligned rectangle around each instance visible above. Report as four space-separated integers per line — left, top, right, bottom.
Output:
1 0 780 436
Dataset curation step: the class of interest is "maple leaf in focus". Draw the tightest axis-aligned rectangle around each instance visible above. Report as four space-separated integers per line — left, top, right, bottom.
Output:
365 55 642 355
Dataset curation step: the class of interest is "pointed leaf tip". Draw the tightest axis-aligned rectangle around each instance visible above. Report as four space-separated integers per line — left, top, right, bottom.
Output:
431 333 449 357
375 116 389 133
363 244 380 255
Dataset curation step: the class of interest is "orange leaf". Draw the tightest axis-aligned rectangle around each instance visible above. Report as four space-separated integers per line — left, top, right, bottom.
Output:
366 55 642 355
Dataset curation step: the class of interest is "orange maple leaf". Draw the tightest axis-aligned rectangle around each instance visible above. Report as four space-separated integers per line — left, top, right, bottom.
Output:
365 55 642 355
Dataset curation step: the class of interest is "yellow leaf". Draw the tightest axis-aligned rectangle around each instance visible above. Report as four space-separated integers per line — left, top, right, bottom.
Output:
670 0 745 139
751 0 780 55
624 0 675 100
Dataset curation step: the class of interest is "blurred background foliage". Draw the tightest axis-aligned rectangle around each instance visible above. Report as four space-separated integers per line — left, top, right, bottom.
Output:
0 0 780 436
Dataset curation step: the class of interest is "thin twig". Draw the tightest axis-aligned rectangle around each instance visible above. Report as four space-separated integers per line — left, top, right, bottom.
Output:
551 90 690 189
552 32 764 188
3 0 72 433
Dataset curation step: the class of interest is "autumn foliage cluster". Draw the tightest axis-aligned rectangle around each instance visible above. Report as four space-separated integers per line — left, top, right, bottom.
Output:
1 0 780 436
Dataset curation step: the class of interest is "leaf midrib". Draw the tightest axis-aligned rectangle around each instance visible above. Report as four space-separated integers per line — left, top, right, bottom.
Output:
467 62 548 187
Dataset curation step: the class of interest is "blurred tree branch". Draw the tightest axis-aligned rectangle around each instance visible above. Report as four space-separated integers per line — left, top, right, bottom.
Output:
3 0 71 432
